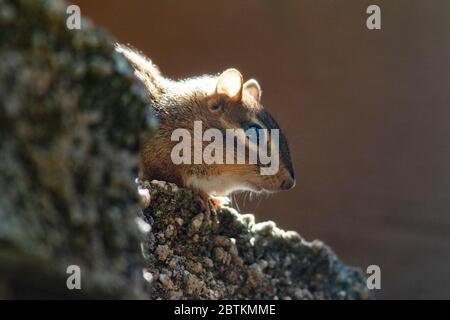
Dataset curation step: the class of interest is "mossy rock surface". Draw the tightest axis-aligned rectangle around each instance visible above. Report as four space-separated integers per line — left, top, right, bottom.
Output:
0 0 155 298
141 180 369 300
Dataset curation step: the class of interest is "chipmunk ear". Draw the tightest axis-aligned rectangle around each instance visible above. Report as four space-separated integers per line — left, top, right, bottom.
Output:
244 79 262 103
216 68 243 102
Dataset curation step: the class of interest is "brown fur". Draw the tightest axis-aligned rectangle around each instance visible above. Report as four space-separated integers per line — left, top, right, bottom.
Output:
116 44 295 195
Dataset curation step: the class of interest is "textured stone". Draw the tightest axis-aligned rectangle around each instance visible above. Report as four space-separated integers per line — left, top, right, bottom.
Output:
141 180 370 300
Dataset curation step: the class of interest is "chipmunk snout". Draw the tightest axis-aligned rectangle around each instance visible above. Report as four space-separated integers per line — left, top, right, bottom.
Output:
280 173 296 191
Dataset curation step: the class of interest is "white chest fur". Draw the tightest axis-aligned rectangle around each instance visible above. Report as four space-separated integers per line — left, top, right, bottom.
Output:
186 173 250 196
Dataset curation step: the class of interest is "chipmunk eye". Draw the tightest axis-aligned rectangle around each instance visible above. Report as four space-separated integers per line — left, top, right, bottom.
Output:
211 103 222 111
245 123 262 142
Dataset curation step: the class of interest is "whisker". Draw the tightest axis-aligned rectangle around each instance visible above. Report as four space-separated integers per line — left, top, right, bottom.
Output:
256 195 262 208
234 193 240 212
244 192 247 205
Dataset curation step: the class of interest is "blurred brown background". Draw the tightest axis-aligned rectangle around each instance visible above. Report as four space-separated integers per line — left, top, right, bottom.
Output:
72 0 450 299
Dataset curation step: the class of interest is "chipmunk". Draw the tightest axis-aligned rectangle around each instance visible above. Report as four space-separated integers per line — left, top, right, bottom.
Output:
116 44 295 211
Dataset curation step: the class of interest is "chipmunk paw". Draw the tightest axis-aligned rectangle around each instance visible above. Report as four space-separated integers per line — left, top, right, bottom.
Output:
193 189 217 218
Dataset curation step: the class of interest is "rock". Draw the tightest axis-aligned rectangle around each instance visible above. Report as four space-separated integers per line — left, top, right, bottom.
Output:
155 245 171 261
138 187 151 208
191 213 204 231
141 180 370 299
0 0 156 298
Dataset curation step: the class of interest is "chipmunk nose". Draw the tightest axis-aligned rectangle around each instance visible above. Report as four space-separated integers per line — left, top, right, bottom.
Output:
280 174 296 191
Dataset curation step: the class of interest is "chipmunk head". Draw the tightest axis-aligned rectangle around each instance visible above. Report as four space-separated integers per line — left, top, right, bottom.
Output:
180 68 296 195
116 44 295 195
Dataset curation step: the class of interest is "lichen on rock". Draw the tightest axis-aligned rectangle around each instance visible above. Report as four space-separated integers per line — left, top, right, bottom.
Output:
0 0 155 298
140 180 370 300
